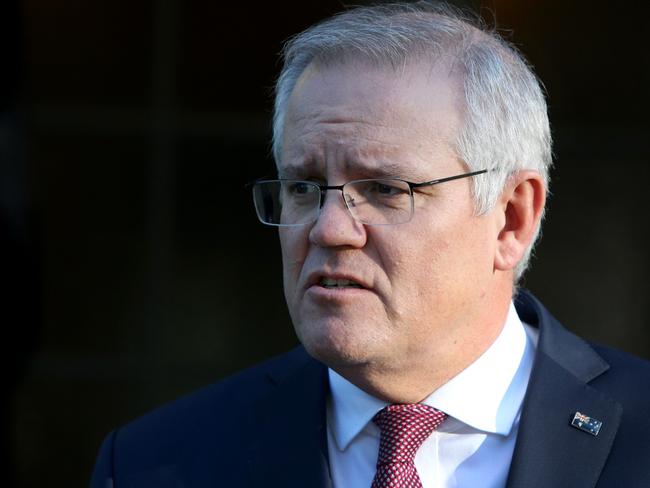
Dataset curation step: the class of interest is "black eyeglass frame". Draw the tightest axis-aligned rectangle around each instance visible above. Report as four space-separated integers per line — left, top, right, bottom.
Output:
250 168 488 226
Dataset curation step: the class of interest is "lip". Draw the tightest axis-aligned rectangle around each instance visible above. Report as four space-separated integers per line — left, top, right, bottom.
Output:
303 270 377 303
304 270 371 291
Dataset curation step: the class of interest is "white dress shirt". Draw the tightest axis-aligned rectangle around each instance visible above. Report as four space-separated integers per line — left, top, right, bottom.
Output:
327 302 538 488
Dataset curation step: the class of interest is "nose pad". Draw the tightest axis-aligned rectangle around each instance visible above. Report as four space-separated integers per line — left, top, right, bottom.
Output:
344 192 357 208
309 189 366 247
316 189 354 223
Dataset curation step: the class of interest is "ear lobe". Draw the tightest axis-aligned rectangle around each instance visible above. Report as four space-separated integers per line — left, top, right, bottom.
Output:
494 171 546 272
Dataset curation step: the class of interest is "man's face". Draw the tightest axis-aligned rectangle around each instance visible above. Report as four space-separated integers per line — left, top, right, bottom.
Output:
278 61 501 378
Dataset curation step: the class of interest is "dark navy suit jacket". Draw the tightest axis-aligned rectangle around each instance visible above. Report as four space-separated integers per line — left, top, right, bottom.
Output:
90 291 650 487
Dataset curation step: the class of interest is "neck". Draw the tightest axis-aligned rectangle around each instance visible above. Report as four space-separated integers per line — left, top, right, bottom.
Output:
333 287 513 404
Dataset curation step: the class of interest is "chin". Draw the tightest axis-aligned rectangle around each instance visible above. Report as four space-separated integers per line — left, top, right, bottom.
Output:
294 317 375 368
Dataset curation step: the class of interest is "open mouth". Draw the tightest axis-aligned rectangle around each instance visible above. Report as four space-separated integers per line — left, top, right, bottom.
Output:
319 278 364 289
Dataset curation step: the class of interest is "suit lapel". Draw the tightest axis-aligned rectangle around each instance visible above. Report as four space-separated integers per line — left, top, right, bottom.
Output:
244 292 622 488
506 292 622 488
247 350 332 488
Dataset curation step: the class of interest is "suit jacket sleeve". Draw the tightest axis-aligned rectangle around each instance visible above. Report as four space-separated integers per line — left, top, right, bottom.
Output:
90 430 116 488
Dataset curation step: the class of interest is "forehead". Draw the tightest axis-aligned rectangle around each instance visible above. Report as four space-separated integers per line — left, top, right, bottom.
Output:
280 59 465 178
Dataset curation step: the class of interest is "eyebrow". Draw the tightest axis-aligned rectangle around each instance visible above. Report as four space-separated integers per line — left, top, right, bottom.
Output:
277 164 309 179
279 160 427 181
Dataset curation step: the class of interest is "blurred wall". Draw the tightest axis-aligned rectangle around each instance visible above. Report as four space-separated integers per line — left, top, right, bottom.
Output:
9 0 650 486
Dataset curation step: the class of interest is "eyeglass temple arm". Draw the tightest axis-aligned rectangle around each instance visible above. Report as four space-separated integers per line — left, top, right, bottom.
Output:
246 169 489 190
409 169 489 189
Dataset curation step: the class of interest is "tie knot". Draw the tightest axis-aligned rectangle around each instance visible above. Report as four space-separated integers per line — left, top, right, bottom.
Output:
373 404 446 466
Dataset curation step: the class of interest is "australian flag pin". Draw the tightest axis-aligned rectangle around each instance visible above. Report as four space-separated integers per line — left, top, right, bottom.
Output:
571 411 602 436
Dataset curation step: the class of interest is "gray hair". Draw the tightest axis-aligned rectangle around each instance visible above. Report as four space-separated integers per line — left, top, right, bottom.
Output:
272 1 552 281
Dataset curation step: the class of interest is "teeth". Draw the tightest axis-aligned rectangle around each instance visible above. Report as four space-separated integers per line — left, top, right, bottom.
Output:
320 278 363 288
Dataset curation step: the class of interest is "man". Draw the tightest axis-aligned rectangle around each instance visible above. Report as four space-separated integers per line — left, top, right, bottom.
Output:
91 2 650 487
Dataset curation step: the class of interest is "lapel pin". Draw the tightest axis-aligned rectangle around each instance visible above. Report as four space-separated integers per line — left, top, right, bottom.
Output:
570 411 602 436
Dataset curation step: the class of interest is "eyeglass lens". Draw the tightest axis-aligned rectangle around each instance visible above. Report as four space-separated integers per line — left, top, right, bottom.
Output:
252 179 414 226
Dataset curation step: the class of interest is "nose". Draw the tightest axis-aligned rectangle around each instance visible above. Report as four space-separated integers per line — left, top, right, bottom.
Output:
309 190 367 248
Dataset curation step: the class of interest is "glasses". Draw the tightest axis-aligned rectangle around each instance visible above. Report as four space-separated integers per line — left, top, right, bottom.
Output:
251 169 487 227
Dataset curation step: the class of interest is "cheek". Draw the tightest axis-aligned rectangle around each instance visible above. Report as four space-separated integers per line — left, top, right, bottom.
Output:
430 216 496 291
372 232 445 310
279 228 309 290
380 224 465 303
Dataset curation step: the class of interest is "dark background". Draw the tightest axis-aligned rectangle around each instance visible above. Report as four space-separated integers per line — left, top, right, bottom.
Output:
3 0 649 486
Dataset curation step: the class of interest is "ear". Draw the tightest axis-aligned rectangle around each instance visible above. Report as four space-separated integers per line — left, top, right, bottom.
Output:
494 171 546 272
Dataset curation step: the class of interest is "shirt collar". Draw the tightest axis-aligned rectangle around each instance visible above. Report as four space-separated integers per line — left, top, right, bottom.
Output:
327 301 536 450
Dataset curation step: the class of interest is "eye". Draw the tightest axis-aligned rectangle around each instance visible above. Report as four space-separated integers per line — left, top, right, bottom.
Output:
350 179 410 203
366 180 405 197
375 182 399 195
286 181 317 196
293 182 309 194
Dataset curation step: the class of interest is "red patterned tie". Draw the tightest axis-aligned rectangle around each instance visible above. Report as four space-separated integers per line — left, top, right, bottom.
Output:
371 404 447 488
